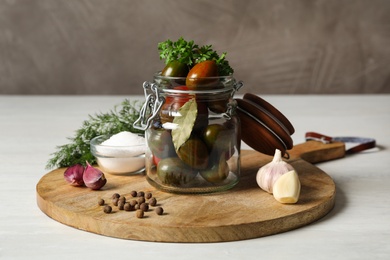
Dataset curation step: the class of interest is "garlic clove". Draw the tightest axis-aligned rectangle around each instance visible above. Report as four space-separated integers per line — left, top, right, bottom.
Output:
64 164 85 186
83 161 107 190
256 149 295 193
272 170 301 204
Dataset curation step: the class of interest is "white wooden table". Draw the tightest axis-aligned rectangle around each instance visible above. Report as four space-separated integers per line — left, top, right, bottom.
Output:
0 95 389 259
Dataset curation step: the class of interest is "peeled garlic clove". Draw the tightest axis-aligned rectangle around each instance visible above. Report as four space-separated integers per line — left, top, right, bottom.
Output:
256 149 295 193
64 164 85 186
83 161 107 190
273 170 301 204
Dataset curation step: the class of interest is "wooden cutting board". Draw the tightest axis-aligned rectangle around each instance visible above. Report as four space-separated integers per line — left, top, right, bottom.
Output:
36 140 345 243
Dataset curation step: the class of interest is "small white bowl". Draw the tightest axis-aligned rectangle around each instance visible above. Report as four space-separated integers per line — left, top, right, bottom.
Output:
90 135 146 175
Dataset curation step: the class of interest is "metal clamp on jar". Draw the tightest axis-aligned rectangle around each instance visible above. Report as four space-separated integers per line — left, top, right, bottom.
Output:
134 73 243 194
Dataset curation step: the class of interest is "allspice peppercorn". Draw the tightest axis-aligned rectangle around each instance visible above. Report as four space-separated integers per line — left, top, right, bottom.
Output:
136 210 144 218
103 205 112 214
155 206 164 215
137 191 145 197
129 200 138 207
119 196 126 203
98 198 105 206
124 202 133 211
112 193 120 199
118 201 125 210
145 192 152 199
138 197 145 204
130 190 137 197
149 197 157 206
112 197 119 206
140 203 149 212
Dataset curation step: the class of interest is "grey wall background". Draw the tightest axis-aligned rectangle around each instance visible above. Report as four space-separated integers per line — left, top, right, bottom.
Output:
1 0 389 95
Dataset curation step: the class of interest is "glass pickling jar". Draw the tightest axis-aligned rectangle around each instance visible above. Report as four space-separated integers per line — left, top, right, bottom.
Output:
134 73 243 194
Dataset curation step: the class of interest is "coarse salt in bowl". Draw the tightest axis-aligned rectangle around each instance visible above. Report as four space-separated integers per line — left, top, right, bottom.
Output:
90 132 146 175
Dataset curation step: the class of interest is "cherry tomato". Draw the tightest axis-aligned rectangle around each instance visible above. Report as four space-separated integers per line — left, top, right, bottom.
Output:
202 124 233 151
161 60 189 77
177 136 209 170
202 123 237 162
152 154 161 166
186 61 220 90
159 86 191 124
147 127 176 160
157 157 198 186
200 154 229 183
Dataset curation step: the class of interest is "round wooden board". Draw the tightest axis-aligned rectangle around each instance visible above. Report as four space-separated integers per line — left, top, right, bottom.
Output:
36 149 336 243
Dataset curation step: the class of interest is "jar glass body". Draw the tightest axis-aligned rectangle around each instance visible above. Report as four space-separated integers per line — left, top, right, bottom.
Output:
143 74 241 194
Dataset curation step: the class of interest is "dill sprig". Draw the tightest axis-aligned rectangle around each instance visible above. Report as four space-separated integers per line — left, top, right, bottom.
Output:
46 99 144 169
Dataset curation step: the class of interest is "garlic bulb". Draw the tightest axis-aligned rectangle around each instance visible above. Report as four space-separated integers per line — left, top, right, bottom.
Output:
256 149 294 193
273 170 301 204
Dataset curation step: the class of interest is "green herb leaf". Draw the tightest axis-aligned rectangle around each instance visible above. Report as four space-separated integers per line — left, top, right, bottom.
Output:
172 99 198 151
158 37 198 66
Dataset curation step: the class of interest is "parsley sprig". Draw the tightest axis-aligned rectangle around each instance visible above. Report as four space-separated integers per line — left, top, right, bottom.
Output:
46 99 143 169
158 37 234 76
158 38 196 67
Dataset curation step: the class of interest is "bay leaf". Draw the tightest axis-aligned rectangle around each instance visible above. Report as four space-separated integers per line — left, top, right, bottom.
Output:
172 98 198 151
